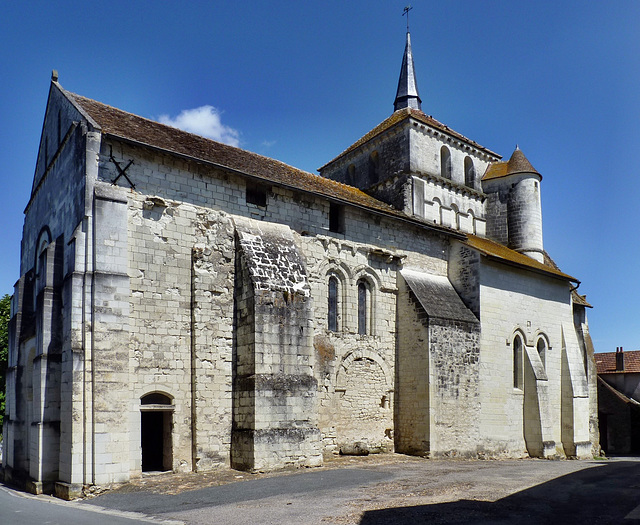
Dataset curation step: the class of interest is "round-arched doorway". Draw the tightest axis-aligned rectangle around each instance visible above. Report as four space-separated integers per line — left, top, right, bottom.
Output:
140 392 174 472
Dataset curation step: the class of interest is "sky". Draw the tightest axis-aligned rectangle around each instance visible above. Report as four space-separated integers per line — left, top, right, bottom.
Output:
0 1 638 353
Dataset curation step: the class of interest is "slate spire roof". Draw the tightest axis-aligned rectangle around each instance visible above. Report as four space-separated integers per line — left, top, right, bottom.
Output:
394 31 422 112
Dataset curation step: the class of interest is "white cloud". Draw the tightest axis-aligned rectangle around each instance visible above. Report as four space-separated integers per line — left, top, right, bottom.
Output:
158 106 240 147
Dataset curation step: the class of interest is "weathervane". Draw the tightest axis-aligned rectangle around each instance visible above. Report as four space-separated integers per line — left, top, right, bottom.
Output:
403 5 413 33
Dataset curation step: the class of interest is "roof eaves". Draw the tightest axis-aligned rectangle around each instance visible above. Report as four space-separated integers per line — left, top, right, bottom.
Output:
463 235 578 283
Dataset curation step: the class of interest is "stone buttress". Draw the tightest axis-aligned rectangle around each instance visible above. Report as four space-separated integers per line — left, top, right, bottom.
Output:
231 217 322 470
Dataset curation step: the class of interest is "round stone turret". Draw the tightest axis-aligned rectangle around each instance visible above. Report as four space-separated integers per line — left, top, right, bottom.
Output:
505 147 544 262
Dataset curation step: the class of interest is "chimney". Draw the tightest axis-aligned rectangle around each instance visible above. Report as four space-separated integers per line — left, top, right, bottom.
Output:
616 346 625 371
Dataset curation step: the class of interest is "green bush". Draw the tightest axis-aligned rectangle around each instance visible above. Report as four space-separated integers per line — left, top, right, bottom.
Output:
0 294 10 433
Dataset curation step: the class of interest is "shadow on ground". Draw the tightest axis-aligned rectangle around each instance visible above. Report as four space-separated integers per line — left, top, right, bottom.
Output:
359 460 640 524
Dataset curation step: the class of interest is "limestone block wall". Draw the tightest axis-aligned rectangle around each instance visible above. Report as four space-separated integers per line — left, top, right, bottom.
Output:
232 218 322 471
90 185 132 484
4 93 92 489
395 278 430 455
301 221 449 455
428 318 480 456
319 126 411 189
408 126 496 190
483 174 544 262
476 258 581 457
412 175 486 235
190 210 236 470
448 242 481 317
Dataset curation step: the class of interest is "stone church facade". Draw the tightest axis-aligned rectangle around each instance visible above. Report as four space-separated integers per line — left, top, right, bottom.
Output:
3 33 599 496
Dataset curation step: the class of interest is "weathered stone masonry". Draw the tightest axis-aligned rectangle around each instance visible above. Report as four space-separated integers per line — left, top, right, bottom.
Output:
3 40 598 496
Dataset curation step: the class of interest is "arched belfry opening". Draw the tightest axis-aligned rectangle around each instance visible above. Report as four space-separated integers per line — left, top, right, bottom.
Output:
140 392 174 472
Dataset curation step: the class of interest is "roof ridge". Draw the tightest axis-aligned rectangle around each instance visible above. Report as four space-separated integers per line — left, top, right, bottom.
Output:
320 108 499 171
66 91 323 179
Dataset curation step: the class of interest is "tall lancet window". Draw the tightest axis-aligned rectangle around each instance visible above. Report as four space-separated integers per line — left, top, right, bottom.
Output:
441 146 452 179
328 276 339 332
358 280 367 335
513 335 523 389
465 156 475 188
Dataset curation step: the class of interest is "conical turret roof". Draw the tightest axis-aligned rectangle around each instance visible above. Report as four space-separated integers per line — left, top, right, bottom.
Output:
482 146 541 181
506 145 540 176
394 32 422 111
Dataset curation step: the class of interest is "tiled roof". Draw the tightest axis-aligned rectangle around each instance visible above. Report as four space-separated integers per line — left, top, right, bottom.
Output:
596 350 640 374
543 252 592 307
597 376 639 405
319 107 499 171
463 234 577 282
62 86 455 229
483 146 540 181
401 269 478 324
571 290 592 308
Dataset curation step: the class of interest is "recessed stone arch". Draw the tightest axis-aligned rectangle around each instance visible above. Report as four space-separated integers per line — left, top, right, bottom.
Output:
336 349 392 391
335 349 393 452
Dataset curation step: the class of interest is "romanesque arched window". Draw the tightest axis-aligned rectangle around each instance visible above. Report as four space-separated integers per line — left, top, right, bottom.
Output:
357 280 368 335
441 146 452 179
513 334 523 389
328 276 339 332
464 156 475 188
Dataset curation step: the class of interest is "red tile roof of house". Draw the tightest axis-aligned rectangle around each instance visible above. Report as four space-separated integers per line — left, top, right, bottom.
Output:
596 350 640 374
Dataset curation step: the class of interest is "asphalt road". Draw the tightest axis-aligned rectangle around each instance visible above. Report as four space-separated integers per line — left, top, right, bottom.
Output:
4 458 640 524
82 457 640 524
0 482 180 525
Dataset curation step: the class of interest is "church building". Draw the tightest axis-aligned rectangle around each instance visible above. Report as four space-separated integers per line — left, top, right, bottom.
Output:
3 31 599 497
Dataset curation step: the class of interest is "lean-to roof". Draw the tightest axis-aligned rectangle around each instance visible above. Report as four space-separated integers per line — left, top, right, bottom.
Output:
463 234 577 282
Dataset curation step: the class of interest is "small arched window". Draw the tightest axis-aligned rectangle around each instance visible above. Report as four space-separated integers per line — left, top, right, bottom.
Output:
357 280 368 335
328 276 339 332
537 337 547 368
513 334 523 389
451 204 460 230
464 156 475 188
441 146 452 179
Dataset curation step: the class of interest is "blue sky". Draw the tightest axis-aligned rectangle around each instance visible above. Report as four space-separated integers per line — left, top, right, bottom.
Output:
1 1 638 353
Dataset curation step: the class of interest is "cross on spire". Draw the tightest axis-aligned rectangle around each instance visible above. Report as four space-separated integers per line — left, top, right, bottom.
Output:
403 5 412 33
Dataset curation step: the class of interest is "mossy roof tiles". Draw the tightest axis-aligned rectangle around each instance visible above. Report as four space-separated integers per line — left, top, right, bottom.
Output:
463 234 577 282
483 146 540 181
65 88 435 222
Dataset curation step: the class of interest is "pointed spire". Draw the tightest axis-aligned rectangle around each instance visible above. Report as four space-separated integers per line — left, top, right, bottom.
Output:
394 31 422 112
